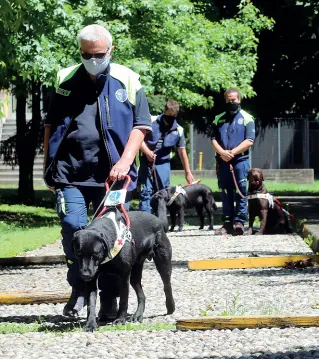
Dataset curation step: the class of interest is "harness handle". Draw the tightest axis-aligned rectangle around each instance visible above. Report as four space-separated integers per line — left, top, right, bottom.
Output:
95 175 131 227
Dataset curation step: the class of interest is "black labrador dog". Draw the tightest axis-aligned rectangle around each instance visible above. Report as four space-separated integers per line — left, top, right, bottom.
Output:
72 209 175 332
247 168 291 235
150 184 217 232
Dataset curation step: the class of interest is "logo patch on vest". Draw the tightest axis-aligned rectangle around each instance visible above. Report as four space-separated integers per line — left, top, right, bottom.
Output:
115 89 128 102
56 88 71 96
238 118 244 125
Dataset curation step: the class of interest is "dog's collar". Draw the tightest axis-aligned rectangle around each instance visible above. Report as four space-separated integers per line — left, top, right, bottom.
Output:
167 185 186 206
100 211 133 264
247 193 274 208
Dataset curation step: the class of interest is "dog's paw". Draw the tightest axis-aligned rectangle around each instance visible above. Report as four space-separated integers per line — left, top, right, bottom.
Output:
247 228 253 235
166 300 175 315
113 317 126 325
208 226 214 231
169 227 175 232
84 322 97 332
178 227 183 232
130 312 143 323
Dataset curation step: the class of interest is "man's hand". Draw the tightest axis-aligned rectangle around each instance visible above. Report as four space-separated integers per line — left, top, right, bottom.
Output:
185 171 195 184
220 150 234 163
109 159 131 181
145 150 157 163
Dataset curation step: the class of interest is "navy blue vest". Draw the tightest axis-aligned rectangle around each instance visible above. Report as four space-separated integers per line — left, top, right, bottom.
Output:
45 65 138 191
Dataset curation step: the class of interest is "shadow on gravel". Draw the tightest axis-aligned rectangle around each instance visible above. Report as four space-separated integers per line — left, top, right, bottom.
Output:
0 314 86 331
163 348 319 359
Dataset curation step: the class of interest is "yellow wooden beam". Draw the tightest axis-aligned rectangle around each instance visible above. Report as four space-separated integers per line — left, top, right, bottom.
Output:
188 255 319 270
177 315 319 330
0 291 70 305
0 255 66 266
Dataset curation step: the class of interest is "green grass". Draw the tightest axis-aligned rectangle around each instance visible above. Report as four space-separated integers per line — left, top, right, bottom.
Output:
0 321 176 334
0 203 60 257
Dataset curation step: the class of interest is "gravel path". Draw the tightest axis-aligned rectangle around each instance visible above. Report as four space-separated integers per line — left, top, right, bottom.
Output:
1 226 319 358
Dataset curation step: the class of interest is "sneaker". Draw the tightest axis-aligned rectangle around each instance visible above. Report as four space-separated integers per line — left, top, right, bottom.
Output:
234 221 244 236
220 222 233 235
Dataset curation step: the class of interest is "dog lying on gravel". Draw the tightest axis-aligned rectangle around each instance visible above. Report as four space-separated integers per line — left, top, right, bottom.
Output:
72 209 175 332
247 168 291 235
150 184 218 232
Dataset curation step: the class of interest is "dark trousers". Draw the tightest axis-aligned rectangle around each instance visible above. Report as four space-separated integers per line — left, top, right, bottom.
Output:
216 159 250 224
138 156 170 213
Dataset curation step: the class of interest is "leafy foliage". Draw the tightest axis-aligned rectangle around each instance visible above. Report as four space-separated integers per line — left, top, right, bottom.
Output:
0 0 273 108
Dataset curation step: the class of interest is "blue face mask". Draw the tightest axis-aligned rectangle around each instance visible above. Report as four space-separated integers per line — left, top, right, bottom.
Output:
82 54 111 76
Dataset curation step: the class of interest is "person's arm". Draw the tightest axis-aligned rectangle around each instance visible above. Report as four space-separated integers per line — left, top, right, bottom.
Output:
109 128 147 181
109 86 152 181
230 117 255 156
229 139 253 156
140 141 156 162
212 139 234 162
177 147 194 184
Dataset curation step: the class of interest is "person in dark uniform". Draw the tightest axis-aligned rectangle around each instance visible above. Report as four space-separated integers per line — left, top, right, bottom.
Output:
138 100 194 213
212 88 255 235
43 24 152 318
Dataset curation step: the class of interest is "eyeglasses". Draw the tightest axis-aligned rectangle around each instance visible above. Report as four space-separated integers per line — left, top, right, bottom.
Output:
80 52 108 60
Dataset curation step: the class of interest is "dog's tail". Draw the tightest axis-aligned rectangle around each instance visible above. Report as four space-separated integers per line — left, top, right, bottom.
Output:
206 191 218 212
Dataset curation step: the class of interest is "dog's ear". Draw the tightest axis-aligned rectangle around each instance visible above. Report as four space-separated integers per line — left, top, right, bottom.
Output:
247 169 253 180
260 169 264 181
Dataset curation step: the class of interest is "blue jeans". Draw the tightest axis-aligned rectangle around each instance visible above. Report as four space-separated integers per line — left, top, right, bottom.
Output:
56 185 130 287
216 159 250 224
138 157 170 213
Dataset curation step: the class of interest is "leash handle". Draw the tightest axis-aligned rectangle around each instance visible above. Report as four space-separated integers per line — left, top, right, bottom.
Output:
182 179 201 188
104 174 131 192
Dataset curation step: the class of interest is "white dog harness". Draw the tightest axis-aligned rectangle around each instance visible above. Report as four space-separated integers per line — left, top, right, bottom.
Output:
100 210 133 264
167 185 187 206
247 193 274 208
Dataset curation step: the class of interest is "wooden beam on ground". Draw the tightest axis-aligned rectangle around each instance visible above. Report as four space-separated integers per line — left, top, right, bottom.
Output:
188 255 319 270
0 255 66 266
0 291 70 305
176 315 319 330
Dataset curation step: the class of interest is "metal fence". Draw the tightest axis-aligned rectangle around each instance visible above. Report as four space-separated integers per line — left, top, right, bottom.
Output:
188 119 318 175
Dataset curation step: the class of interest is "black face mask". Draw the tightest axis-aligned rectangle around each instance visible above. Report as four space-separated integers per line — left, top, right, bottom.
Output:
162 115 175 127
226 102 241 116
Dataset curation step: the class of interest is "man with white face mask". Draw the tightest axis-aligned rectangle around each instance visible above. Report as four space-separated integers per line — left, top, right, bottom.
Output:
43 24 152 320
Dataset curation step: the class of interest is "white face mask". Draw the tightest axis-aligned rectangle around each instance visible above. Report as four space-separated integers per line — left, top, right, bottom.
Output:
82 53 111 76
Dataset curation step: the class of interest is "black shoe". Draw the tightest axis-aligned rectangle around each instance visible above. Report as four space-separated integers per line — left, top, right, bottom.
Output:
98 297 118 322
63 289 86 317
220 222 233 235
234 221 244 236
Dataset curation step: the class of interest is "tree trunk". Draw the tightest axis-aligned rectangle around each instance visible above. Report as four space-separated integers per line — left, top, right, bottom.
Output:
16 80 42 204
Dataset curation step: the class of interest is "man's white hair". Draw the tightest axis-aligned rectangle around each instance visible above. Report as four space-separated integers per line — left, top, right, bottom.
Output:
77 24 112 47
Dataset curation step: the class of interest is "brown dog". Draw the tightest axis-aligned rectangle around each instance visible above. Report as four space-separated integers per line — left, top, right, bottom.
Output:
247 168 291 235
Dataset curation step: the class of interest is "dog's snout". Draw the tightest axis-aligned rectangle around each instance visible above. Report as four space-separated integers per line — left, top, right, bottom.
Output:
80 273 93 282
